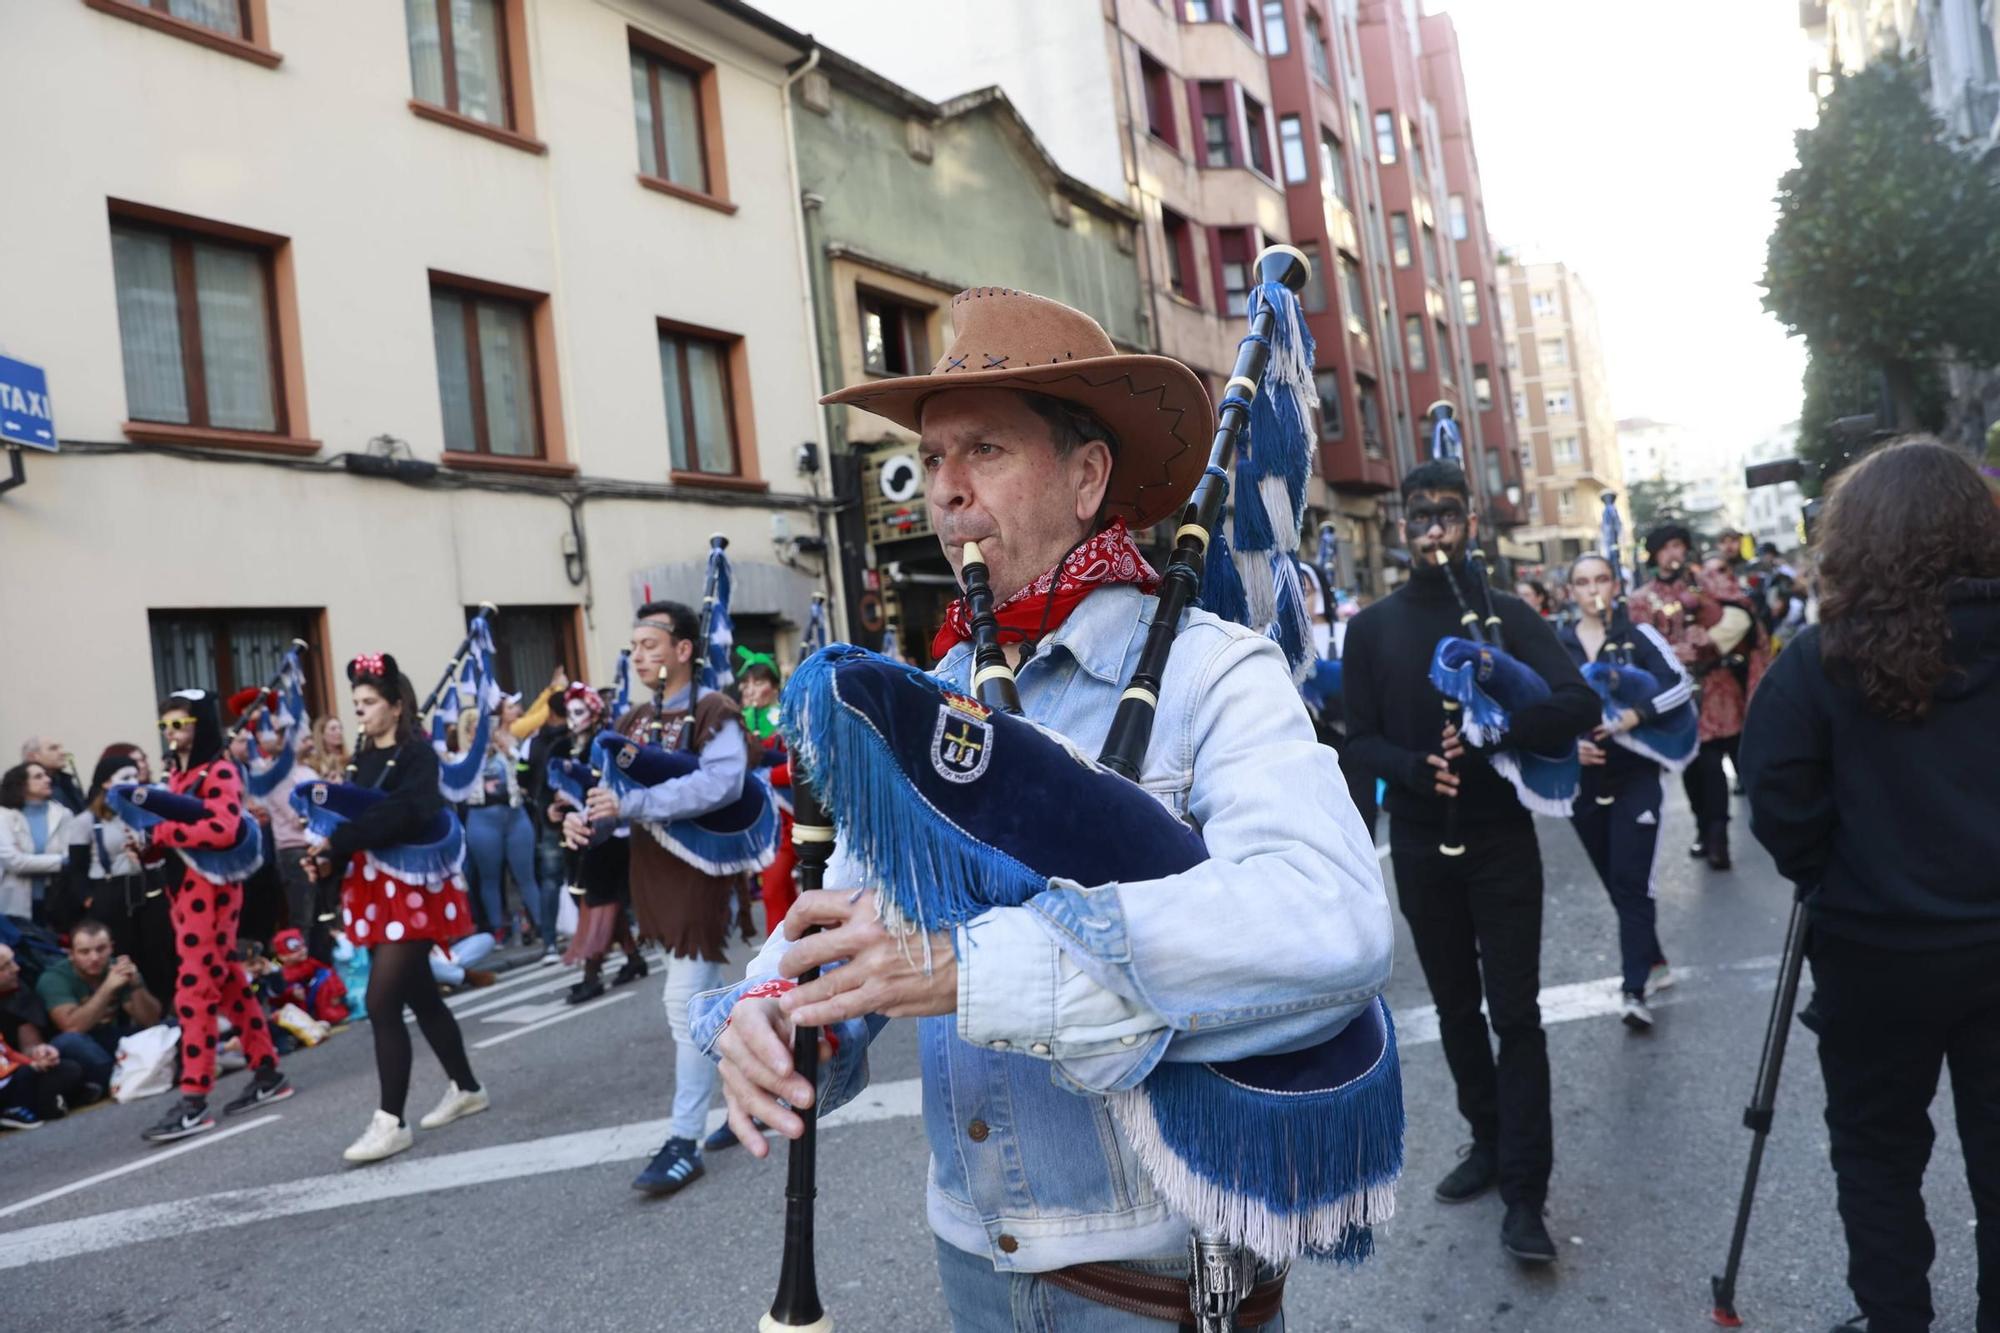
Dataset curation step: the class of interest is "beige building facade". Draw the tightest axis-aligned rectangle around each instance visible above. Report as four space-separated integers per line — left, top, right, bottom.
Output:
1498 258 1626 566
0 0 834 761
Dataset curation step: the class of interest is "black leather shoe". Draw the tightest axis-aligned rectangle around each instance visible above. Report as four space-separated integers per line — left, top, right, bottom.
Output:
1433 1142 1497 1203
1501 1201 1557 1263
1707 843 1732 871
565 978 606 1006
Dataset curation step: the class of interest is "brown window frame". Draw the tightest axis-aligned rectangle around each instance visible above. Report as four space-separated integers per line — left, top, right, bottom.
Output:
657 317 762 489
148 606 330 720
429 277 550 465
1140 49 1178 149
406 0 544 153
858 289 932 378
630 29 735 213
1161 207 1200 306
109 201 315 454
83 0 280 68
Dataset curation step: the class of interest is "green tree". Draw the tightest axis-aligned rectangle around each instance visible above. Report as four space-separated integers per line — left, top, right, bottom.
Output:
1763 57 2000 479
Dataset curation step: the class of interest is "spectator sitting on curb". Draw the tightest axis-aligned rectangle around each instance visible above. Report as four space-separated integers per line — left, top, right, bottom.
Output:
260 928 349 1024
430 932 498 991
0 1027 80 1129
0 942 92 1116
36 919 164 1090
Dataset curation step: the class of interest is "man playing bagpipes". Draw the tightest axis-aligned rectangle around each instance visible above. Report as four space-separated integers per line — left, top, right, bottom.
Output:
1558 554 1697 1031
1339 460 1599 1263
690 284 1394 1329
568 600 766 1199
1628 523 1769 871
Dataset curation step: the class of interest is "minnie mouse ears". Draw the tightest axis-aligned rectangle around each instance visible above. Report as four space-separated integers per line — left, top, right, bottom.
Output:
347 652 401 685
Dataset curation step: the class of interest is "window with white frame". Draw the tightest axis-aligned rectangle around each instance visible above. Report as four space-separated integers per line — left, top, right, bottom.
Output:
1545 390 1574 416
1552 434 1580 465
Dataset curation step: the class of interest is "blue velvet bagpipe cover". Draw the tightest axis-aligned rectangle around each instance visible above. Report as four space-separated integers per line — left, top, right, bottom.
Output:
108 784 264 885
779 644 1402 1263
286 780 465 885
1583 660 1699 771
1428 638 1581 817
589 731 777 876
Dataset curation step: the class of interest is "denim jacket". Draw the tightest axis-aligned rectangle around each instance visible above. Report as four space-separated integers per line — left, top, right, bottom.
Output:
690 584 1392 1273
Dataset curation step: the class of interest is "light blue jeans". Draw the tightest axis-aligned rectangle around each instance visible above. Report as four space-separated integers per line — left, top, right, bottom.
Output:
465 804 541 941
664 953 725 1140
933 1239 1287 1332
431 932 495 987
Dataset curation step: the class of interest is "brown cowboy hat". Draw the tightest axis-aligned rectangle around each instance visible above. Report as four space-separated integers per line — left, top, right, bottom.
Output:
820 287 1214 531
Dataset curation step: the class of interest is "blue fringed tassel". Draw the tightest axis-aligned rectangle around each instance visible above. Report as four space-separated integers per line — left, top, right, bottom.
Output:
1110 998 1404 1264
779 646 1044 933
1268 552 1314 684
1201 528 1251 629
438 706 491 802
1428 641 1510 746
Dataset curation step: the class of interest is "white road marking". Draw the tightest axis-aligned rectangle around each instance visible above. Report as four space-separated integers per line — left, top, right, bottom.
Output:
0 1077 922 1271
0 1114 283 1222
471 991 634 1049
1392 955 1779 1047
0 956 1780 1267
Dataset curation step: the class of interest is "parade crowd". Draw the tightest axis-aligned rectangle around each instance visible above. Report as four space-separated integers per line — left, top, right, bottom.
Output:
1 289 1995 1333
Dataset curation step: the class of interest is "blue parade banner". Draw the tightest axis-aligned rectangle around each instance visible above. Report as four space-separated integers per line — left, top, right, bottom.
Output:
0 356 56 451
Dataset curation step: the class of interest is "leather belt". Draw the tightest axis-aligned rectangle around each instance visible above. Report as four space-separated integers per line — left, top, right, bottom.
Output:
1041 1262 1286 1328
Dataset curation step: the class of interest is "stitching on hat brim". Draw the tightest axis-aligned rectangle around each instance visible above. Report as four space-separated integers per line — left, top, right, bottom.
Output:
822 358 1213 530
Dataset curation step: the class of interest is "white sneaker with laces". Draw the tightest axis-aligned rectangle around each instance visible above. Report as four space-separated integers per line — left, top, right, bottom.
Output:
418 1081 490 1130
1645 962 1676 997
343 1109 414 1163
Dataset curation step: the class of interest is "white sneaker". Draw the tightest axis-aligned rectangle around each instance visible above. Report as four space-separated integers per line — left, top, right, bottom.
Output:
539 948 561 967
1645 962 1677 997
417 1081 490 1130
1620 992 1654 1030
342 1109 414 1163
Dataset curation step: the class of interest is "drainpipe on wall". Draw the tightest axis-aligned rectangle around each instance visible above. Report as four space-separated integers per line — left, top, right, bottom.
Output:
779 46 845 647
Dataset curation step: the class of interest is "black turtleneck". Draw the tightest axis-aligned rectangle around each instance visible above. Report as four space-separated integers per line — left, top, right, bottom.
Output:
1341 564 1599 829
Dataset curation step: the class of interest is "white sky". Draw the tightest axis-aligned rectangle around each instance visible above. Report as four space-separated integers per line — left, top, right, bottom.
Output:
1438 0 1818 463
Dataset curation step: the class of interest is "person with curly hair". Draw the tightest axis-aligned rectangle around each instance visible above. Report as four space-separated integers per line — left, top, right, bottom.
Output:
1741 437 2000 1333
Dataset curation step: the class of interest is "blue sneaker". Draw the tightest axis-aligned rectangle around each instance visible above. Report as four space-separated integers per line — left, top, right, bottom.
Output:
632 1136 704 1197
0 1106 41 1130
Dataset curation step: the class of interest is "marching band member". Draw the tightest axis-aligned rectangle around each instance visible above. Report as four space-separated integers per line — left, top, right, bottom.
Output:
689 287 1391 1328
139 689 293 1144
569 602 755 1199
1629 524 1768 870
548 682 642 1003
302 654 486 1164
1341 460 1598 1262
1558 554 1696 1030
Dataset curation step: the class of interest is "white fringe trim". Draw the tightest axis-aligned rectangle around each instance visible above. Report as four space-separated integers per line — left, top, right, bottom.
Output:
1611 731 1695 774
645 821 777 876
1488 752 1576 818
1106 1087 1399 1264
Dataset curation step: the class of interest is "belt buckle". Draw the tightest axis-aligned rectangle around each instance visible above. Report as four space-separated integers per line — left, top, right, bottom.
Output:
1187 1231 1258 1333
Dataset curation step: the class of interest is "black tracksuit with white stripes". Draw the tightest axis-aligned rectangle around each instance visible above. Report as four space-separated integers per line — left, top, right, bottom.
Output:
1559 616 1695 997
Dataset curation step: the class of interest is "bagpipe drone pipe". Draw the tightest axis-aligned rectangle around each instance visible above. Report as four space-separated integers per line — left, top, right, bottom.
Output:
107 784 264 885
287 780 466 886
587 731 778 877
767 250 1401 1286
1583 658 1699 772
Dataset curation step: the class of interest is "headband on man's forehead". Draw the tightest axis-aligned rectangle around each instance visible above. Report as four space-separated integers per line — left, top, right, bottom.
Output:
633 617 678 636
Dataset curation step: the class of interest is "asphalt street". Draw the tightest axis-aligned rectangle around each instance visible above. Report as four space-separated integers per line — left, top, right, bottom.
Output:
1 782 1981 1333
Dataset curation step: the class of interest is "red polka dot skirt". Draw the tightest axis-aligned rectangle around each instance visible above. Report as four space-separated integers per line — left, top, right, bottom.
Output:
339 854 474 948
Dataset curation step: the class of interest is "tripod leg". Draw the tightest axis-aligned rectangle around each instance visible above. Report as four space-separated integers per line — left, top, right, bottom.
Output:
1710 898 1810 1326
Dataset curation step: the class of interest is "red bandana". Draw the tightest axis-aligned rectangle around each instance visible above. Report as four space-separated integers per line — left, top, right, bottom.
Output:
931 519 1160 661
